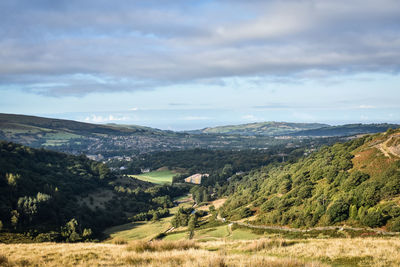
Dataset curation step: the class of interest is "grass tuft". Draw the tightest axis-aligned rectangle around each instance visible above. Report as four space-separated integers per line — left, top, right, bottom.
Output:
246 238 298 252
0 255 10 267
126 240 198 252
111 237 128 245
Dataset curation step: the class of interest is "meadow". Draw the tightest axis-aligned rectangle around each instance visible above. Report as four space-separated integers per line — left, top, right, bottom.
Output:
2 237 400 266
129 170 178 185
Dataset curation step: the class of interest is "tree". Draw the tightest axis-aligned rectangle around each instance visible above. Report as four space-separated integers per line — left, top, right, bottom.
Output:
327 200 349 223
152 211 160 221
361 208 386 227
388 217 400 232
61 218 82 242
202 189 209 202
349 205 358 220
187 214 197 239
6 173 20 187
10 210 19 229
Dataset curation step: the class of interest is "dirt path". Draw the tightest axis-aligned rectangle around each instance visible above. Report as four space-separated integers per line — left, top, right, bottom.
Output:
374 134 400 159
219 218 398 236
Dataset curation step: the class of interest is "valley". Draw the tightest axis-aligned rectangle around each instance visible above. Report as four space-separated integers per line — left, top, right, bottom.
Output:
1 1 399 266
1 115 400 266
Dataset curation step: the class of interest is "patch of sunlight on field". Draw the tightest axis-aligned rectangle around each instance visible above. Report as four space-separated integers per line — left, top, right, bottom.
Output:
195 225 229 241
163 232 188 241
104 218 171 241
229 229 262 240
104 195 193 242
129 170 178 184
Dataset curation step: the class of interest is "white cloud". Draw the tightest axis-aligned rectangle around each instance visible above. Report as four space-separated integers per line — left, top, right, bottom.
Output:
129 107 139 111
241 114 259 121
84 114 131 123
182 116 211 121
357 105 376 109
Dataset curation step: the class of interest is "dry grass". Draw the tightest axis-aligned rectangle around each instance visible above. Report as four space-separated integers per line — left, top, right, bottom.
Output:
126 240 198 252
197 198 227 211
245 238 298 252
111 237 128 245
1 237 400 266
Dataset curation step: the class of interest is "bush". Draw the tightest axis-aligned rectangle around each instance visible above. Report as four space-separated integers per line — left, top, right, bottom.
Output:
0 255 10 267
327 200 349 223
112 237 128 245
388 217 400 232
361 209 386 228
34 232 60 242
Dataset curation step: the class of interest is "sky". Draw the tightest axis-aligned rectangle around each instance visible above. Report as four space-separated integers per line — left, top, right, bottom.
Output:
0 0 399 130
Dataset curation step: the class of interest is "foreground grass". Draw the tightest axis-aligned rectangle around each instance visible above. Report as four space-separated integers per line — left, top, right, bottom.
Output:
1 238 400 266
129 170 177 184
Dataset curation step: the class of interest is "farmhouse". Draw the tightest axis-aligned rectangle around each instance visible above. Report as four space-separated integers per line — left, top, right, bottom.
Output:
184 173 209 184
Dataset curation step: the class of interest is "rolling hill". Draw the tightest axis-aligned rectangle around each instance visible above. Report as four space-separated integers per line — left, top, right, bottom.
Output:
0 113 340 157
289 123 400 137
187 121 329 136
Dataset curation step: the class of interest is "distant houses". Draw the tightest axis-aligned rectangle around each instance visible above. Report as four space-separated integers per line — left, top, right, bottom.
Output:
141 168 151 173
184 173 209 184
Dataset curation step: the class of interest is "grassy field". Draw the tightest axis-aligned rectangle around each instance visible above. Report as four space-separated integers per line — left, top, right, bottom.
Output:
129 170 178 184
104 198 193 242
2 237 400 266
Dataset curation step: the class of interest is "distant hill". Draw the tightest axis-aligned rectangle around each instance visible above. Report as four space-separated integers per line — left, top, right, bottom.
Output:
220 128 400 231
0 113 185 156
0 113 342 157
187 122 329 136
0 113 161 136
289 123 400 137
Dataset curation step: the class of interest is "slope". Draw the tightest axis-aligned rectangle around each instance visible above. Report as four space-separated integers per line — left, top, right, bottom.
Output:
0 141 186 242
220 128 400 231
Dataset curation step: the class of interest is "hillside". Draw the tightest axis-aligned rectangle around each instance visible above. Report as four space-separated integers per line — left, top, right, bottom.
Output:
220 128 400 231
290 123 399 137
188 122 329 136
0 141 186 242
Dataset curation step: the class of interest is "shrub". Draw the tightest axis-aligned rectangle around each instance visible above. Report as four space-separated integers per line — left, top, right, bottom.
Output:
112 237 128 245
327 200 349 223
0 255 9 267
388 217 400 232
361 209 386 228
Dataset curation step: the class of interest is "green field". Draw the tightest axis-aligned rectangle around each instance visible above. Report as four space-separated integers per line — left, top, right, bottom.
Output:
229 228 262 240
129 170 177 184
104 198 194 242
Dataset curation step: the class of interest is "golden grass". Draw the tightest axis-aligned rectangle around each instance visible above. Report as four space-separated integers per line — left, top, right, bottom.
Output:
126 240 198 252
1 237 400 266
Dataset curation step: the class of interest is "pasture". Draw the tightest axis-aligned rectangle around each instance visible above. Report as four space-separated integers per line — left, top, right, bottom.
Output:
129 170 178 185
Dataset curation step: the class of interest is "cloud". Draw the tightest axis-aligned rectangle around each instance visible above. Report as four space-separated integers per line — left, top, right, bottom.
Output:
129 107 139 111
253 103 292 109
241 114 259 121
84 114 131 123
0 0 400 96
357 105 376 109
182 116 211 121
